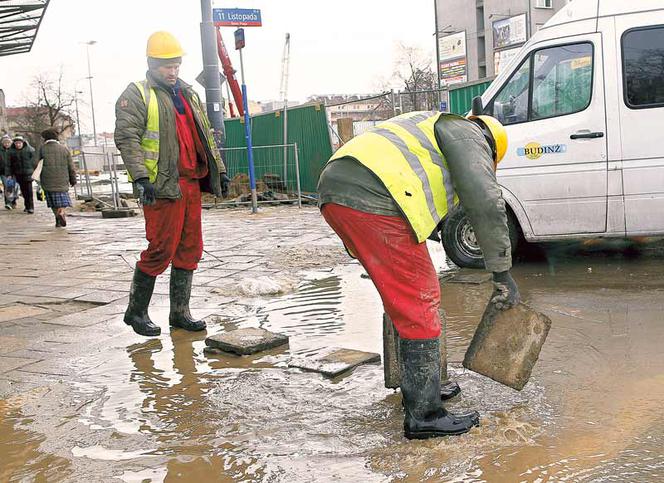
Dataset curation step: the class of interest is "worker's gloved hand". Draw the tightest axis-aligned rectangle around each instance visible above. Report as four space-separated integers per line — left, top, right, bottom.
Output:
220 172 231 198
491 271 520 310
135 177 156 206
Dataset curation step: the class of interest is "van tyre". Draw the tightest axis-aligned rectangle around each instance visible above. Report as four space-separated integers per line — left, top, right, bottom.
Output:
441 208 520 269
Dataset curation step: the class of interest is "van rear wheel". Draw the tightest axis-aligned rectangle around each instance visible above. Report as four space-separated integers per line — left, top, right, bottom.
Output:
441 208 519 269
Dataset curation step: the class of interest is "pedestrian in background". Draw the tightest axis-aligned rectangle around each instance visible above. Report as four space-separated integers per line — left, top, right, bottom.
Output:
1 134 17 210
8 135 35 214
37 128 76 227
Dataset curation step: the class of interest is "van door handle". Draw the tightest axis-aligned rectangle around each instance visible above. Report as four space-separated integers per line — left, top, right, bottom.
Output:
570 131 604 140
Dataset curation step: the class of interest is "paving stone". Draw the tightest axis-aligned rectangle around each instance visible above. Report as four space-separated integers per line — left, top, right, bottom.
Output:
0 355 39 373
463 302 552 391
205 327 289 355
446 271 492 284
288 348 381 378
75 291 127 305
0 304 50 323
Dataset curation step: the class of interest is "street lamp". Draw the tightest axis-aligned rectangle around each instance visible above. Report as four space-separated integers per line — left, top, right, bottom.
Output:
82 40 98 146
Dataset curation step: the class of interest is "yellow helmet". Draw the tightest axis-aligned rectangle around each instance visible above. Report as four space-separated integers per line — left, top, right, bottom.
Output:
146 31 185 59
467 114 508 165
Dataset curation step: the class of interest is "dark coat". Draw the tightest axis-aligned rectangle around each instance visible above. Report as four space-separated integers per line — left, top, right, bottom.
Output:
8 146 35 177
0 146 10 176
114 71 225 199
38 140 76 192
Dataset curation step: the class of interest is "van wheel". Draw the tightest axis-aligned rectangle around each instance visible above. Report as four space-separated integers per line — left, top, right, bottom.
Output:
441 208 519 269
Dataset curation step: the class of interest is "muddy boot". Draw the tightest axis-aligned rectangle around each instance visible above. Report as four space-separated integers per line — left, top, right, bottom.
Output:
400 338 479 440
124 268 160 337
169 268 206 331
440 380 461 400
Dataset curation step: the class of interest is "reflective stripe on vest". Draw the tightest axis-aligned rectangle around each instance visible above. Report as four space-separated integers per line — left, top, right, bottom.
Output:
329 111 458 243
132 81 159 183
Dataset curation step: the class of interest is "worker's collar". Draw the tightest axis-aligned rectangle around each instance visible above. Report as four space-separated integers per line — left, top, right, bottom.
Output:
44 139 59 144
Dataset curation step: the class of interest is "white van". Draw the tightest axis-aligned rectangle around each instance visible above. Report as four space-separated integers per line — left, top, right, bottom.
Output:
442 0 664 268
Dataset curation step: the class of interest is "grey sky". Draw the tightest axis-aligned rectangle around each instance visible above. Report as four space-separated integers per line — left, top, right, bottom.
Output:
1 0 436 134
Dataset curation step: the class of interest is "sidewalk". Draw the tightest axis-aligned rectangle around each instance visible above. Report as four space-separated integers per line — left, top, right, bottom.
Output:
0 202 343 398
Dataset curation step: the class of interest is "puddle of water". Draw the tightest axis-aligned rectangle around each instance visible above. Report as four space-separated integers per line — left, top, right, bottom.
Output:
3 242 664 481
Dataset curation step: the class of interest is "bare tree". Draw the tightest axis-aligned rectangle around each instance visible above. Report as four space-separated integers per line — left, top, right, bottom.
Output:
11 68 76 147
393 44 438 113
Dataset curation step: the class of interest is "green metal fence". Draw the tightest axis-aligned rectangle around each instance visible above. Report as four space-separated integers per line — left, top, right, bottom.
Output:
223 103 332 193
448 79 494 115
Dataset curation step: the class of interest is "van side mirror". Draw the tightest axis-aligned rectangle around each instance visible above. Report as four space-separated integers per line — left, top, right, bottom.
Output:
471 96 483 116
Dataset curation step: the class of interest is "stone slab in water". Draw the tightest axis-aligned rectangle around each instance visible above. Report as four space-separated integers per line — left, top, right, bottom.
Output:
383 313 447 389
463 302 552 390
205 328 289 355
446 271 492 284
289 348 380 378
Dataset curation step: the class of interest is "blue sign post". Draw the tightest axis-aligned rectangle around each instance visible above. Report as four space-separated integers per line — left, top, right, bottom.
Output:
236 28 258 213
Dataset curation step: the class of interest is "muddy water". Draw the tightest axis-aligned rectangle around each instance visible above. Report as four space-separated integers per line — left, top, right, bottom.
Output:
3 242 664 481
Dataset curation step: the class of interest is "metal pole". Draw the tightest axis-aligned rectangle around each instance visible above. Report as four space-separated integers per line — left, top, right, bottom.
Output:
200 0 226 148
434 0 442 107
293 143 302 209
85 42 98 146
280 33 291 186
390 89 396 117
238 48 258 214
81 152 92 199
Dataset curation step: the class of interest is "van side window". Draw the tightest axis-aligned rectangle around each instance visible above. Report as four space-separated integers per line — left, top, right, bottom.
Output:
486 42 593 125
622 26 664 108
531 43 593 120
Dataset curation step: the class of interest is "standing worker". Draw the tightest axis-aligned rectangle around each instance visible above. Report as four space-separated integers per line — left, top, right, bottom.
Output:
115 31 230 337
318 111 520 440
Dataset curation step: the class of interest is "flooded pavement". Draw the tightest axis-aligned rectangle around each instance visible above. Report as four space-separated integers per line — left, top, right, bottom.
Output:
1 206 664 481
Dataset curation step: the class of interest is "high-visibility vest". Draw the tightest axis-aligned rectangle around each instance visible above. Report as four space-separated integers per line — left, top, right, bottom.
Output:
329 111 458 243
132 80 160 183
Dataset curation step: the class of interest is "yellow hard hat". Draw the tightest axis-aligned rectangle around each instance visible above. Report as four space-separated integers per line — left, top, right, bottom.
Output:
467 114 508 165
146 31 185 59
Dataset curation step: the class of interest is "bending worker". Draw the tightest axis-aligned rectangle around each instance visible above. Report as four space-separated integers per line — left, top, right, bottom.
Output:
115 31 230 337
317 111 520 440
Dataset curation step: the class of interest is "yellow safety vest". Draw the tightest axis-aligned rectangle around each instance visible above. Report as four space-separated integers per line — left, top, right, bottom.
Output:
329 111 458 243
132 80 160 183
132 80 219 184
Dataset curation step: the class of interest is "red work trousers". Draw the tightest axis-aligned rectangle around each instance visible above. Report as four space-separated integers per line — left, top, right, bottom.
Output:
321 203 441 340
137 178 203 276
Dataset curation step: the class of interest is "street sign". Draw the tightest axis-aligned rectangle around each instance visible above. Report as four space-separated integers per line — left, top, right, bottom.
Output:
196 70 227 89
234 28 245 50
213 8 262 27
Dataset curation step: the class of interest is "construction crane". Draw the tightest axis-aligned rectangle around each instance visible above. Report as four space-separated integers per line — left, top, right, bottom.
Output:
215 27 244 117
280 33 291 182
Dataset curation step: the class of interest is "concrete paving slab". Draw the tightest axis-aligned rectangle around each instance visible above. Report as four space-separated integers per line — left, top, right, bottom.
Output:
205 327 289 355
75 291 127 305
0 304 50 323
0 355 39 373
288 348 381 378
463 302 552 390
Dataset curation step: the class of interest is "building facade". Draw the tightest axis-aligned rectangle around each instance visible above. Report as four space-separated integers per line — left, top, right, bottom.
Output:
435 0 572 85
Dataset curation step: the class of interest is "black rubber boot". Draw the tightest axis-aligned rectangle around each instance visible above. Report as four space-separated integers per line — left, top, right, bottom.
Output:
400 337 479 440
169 267 206 331
440 380 461 400
124 268 160 337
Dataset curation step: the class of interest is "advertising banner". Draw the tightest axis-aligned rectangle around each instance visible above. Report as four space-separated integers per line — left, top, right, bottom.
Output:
492 13 527 50
439 31 467 86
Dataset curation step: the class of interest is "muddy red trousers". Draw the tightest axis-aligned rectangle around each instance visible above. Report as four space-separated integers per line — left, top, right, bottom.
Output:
321 203 441 340
137 178 203 277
